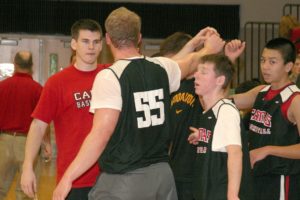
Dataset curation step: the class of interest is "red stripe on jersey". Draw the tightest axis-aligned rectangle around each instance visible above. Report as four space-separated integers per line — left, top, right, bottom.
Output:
285 175 290 200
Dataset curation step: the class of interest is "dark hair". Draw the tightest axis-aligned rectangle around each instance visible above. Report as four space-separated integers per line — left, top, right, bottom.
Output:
159 32 192 56
14 51 33 70
71 19 103 40
235 79 261 94
264 37 296 64
201 54 235 89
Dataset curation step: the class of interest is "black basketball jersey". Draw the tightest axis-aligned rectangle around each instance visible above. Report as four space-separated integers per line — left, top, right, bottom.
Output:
249 85 300 176
192 99 253 200
169 78 201 182
99 58 172 174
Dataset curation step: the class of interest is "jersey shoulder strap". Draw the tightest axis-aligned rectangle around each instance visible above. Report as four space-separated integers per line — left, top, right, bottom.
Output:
280 85 300 103
212 99 238 118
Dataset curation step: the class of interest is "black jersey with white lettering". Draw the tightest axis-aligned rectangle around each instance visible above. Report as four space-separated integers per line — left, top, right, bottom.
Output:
249 85 300 176
192 99 253 200
169 78 200 182
99 58 171 174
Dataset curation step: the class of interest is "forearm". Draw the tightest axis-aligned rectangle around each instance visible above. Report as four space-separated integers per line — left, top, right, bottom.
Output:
176 48 210 79
265 144 300 159
23 119 47 169
42 125 51 145
231 85 265 110
61 130 108 183
227 148 242 199
171 40 199 60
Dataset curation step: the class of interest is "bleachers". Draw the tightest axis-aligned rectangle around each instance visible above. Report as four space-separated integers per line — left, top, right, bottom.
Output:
283 4 300 19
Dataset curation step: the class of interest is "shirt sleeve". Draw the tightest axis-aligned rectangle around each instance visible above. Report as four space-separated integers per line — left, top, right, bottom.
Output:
31 78 58 124
90 69 122 113
212 104 242 152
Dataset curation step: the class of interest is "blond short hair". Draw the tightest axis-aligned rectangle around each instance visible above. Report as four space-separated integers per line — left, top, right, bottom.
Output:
105 7 141 48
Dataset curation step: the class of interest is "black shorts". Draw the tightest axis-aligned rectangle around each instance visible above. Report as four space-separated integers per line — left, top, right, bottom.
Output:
253 174 300 200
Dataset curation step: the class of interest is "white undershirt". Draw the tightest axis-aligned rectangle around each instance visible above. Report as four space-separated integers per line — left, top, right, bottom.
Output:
212 102 242 152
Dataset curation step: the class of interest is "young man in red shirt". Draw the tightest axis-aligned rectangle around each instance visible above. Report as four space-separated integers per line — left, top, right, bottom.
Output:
21 19 109 200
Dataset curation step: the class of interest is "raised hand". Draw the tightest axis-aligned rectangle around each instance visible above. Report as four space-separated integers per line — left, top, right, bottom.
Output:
224 39 246 63
190 26 220 50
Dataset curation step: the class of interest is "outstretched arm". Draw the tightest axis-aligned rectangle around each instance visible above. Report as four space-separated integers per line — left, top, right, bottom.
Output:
176 34 225 79
52 108 120 200
231 85 264 110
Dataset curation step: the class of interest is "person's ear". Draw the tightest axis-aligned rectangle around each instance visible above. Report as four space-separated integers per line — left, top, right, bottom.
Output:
138 33 142 44
105 33 112 45
285 61 294 73
71 38 77 51
217 75 226 88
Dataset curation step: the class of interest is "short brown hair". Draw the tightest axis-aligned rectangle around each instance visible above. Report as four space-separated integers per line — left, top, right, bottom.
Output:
71 19 103 40
160 32 192 56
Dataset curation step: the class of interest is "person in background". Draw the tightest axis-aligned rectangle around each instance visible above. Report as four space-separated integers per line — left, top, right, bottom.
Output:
160 31 198 200
279 15 300 39
188 54 253 200
157 30 212 200
160 29 213 199
291 54 300 86
233 37 300 200
52 6 225 200
21 19 110 200
159 32 193 57
279 15 300 54
0 51 49 200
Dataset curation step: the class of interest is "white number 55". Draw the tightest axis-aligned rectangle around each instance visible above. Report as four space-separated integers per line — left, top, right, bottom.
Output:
134 89 165 128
